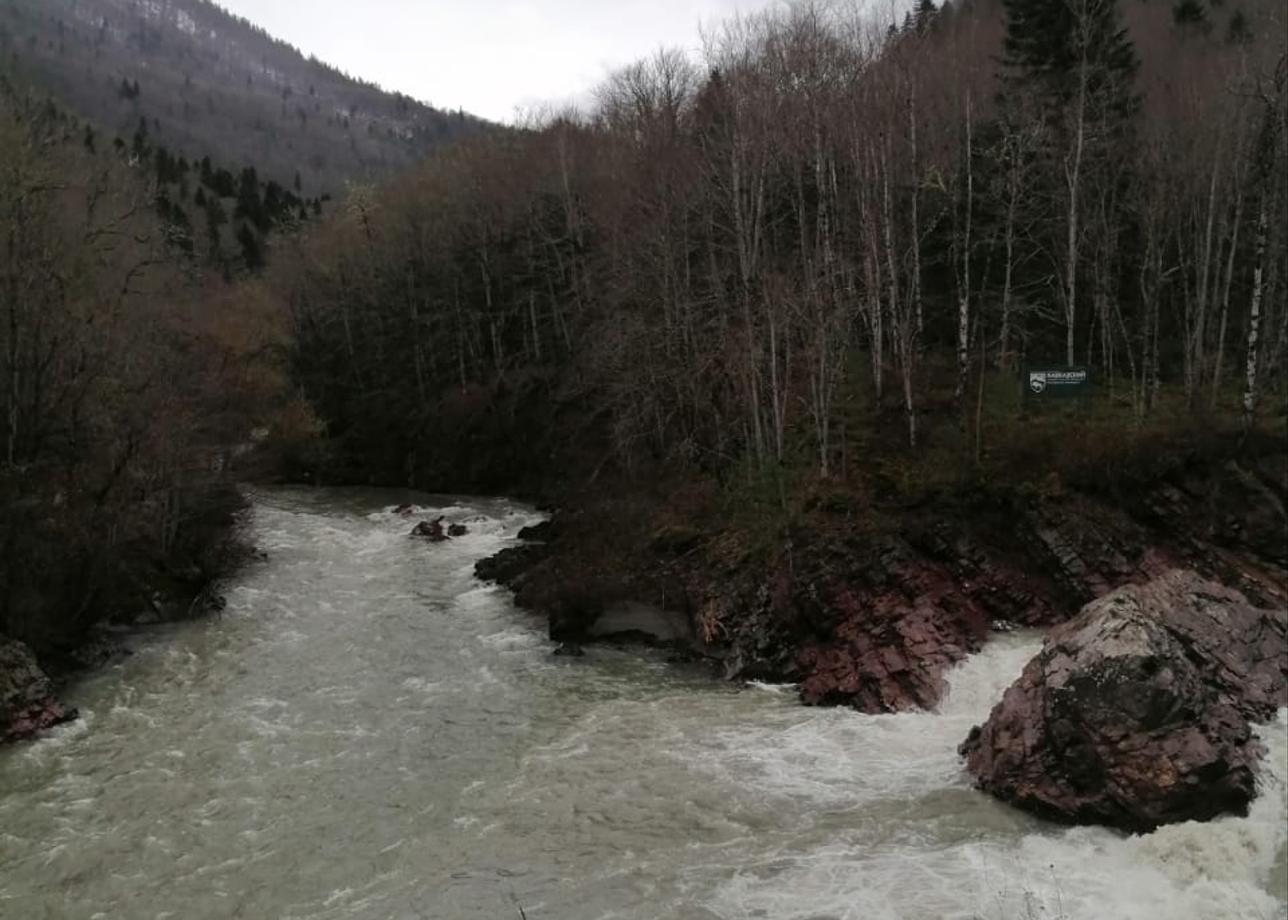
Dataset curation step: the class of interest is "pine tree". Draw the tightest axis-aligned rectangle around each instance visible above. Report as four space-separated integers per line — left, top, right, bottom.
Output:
236 223 264 271
236 167 265 230
915 0 939 34
131 116 149 160
1226 9 1252 44
1172 0 1211 32
1002 0 1138 122
999 0 1139 365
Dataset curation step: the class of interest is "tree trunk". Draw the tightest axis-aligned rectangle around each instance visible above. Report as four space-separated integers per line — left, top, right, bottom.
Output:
1242 195 1268 431
955 92 974 407
1063 51 1088 368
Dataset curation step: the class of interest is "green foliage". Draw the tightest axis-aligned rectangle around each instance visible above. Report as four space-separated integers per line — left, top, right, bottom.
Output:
915 0 940 33
236 222 264 270
1001 0 1138 121
1173 0 1212 31
1227 9 1252 43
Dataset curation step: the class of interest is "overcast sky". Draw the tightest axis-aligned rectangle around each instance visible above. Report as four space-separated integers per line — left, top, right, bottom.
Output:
214 0 782 123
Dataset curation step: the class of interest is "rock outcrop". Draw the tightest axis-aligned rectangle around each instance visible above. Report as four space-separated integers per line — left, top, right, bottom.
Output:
960 570 1288 831
411 518 449 542
411 517 470 541
1 637 77 743
476 455 1287 715
785 526 1064 711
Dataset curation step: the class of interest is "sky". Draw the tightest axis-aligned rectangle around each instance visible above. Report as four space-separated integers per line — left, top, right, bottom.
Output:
213 0 781 123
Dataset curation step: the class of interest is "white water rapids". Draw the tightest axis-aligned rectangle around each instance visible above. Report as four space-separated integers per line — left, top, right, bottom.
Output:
1 488 1284 919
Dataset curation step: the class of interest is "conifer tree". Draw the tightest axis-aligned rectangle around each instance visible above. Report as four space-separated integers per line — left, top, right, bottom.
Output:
1001 0 1137 122
915 0 939 33
1173 0 1211 32
999 0 1138 364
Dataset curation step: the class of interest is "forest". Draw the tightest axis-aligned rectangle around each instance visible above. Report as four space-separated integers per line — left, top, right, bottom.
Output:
0 76 311 658
281 0 1287 503
2 0 1286 660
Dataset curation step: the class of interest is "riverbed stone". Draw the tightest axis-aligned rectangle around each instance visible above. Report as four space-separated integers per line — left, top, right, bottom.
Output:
1 637 76 743
960 569 1288 831
412 518 449 542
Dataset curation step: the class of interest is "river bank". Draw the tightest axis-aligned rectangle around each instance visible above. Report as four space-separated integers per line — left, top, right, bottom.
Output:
1 561 244 746
475 447 1288 716
0 472 254 745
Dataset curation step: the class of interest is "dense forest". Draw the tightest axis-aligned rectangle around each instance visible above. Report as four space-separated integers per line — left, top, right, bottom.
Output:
282 0 1287 499
2 0 1286 663
0 0 487 195
0 0 494 659
0 76 310 658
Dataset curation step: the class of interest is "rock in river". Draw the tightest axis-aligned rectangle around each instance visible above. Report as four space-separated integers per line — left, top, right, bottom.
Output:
1 637 77 743
412 518 449 542
960 569 1287 832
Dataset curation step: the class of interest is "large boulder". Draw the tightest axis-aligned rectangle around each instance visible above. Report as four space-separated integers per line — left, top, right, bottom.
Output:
960 570 1288 831
1 637 77 743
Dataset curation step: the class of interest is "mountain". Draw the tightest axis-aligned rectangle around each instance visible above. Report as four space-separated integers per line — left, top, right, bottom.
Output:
0 0 488 196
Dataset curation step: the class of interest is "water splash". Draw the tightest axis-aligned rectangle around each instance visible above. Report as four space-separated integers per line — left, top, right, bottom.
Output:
0 490 1280 920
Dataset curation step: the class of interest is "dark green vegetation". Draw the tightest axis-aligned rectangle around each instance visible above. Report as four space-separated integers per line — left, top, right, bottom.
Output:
283 0 1287 505
0 0 486 196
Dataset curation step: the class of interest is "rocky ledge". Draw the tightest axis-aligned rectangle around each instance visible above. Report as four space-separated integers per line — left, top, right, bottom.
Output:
477 456 1287 715
1 637 77 744
960 570 1288 831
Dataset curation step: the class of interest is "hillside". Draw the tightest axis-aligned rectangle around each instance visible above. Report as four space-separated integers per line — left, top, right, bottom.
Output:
0 0 488 195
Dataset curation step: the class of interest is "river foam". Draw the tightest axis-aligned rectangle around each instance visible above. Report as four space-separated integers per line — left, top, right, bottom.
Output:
0 489 1281 920
695 639 1288 920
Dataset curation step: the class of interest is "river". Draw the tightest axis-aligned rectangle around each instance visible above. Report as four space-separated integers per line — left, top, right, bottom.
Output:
1 488 1285 920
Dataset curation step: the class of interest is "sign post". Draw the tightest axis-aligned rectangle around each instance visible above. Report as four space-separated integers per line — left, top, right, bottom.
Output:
1024 367 1091 400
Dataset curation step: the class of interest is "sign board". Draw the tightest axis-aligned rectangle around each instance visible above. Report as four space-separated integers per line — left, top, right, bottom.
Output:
1025 367 1090 399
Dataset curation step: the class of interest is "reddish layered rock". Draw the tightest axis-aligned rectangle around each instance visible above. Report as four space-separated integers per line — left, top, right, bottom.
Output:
696 471 1283 714
2 637 77 744
960 570 1288 831
788 535 1008 711
707 520 1081 712
476 455 1287 716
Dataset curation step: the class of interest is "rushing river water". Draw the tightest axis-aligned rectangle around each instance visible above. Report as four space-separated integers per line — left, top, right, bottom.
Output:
1 488 1285 920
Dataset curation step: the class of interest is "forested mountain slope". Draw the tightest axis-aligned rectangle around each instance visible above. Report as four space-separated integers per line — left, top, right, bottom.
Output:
0 0 487 195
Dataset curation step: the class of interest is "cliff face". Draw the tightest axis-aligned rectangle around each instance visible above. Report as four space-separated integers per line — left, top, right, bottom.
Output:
477 453 1288 714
